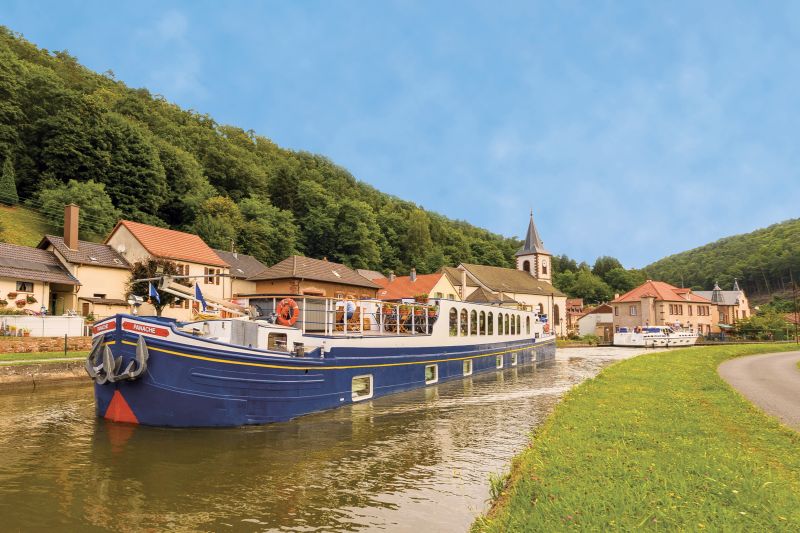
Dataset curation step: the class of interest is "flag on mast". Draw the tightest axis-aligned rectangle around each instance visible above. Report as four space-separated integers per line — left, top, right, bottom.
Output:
195 283 207 312
148 282 160 304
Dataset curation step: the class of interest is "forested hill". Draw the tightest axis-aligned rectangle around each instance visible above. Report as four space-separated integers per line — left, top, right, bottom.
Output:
0 27 520 272
643 218 800 297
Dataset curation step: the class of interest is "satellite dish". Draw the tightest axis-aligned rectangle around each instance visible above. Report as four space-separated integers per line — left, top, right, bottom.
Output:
117 244 126 254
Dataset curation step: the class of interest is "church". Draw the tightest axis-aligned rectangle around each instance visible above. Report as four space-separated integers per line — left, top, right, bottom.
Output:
446 212 568 337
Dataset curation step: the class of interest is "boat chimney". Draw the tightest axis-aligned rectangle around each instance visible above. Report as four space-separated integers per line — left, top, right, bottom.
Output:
64 203 79 251
410 268 416 282
389 270 395 282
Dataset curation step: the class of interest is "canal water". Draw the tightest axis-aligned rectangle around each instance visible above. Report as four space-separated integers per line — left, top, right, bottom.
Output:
0 348 640 532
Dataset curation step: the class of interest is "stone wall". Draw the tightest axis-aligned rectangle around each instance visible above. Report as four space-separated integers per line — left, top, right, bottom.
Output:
0 336 92 354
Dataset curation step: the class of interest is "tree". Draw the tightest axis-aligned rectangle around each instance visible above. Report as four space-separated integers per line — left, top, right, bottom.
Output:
126 258 191 317
237 196 297 265
191 196 242 250
592 256 624 280
604 267 646 295
34 179 119 239
552 254 578 273
0 154 17 205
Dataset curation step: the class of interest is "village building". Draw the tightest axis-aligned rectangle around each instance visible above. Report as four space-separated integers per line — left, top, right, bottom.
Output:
356 268 387 282
212 249 268 305
610 280 718 335
374 268 461 302
577 303 614 342
566 298 585 336
444 212 568 336
695 279 750 330
0 241 80 315
37 205 130 319
105 220 231 320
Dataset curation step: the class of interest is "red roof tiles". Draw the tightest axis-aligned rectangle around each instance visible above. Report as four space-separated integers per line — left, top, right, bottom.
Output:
611 280 713 304
108 220 228 267
374 273 444 300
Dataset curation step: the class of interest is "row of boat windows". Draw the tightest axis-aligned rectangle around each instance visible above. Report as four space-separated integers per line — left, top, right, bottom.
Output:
351 353 520 401
448 308 530 337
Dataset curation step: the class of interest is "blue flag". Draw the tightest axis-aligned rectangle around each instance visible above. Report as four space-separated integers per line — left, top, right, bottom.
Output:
148 282 160 304
194 283 207 311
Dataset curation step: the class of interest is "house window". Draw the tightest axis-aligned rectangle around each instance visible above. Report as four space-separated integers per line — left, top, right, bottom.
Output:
630 306 637 316
470 310 477 335
542 264 548 275
460 309 468 336
463 359 473 376
522 260 530 273
688 305 693 316
352 375 373 401
16 281 33 293
425 364 438 384
449 308 458 336
614 306 619 316
488 312 494 335
435 292 443 299
448 293 455 300
479 311 486 335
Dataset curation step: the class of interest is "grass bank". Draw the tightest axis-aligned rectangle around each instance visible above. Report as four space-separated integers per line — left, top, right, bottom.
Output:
474 344 800 531
0 351 87 363
0 204 57 246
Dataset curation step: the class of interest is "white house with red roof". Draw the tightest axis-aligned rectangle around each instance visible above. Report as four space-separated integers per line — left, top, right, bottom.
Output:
105 220 231 320
610 280 719 335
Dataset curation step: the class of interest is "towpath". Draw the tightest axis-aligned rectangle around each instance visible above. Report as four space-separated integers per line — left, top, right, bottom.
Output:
718 350 800 431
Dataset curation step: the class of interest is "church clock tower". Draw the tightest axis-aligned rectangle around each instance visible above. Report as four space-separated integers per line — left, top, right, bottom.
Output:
515 210 552 282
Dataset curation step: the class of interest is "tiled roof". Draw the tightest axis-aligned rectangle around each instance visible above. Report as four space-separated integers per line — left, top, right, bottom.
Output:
356 268 387 281
0 243 80 285
694 290 742 306
374 273 444 300
441 266 479 288
567 298 584 308
464 286 517 304
213 249 268 279
39 235 130 269
78 296 128 306
460 263 566 297
612 280 714 304
108 220 228 267
248 255 380 289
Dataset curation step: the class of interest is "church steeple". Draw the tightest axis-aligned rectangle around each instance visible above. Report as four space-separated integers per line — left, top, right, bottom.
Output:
515 210 552 282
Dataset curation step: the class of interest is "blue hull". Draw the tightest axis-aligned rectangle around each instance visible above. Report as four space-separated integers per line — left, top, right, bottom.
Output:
93 316 556 427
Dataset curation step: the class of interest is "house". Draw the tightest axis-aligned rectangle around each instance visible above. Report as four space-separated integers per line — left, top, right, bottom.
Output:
566 298 585 336
37 205 131 319
441 266 475 300
105 220 231 320
577 304 614 342
374 268 461 302
694 279 750 329
213 249 268 304
448 212 568 336
356 268 387 282
610 280 718 335
0 241 80 315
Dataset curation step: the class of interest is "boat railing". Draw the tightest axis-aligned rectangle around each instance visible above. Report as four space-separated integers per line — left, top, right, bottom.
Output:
249 295 440 337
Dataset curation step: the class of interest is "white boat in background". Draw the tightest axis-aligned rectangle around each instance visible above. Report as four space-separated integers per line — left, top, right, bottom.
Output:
613 326 698 347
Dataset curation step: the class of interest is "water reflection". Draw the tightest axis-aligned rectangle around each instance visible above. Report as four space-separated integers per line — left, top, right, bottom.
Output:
0 354 616 532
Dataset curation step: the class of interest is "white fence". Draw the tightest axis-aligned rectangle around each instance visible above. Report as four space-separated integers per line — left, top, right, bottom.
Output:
0 316 86 337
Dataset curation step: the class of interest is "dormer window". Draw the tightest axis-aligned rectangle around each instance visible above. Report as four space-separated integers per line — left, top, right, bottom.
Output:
89 256 98 262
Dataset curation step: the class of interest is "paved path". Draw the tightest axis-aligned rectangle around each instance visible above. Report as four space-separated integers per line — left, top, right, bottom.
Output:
718 351 800 431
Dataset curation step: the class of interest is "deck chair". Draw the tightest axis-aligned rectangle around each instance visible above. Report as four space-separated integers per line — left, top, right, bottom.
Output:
347 306 362 332
334 306 345 332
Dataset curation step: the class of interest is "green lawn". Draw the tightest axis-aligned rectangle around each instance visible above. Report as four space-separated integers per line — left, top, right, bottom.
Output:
0 351 87 363
0 204 58 246
473 344 800 531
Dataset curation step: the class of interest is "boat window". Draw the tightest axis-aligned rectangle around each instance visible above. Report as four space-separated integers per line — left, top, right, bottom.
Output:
512 353 518 366
504 314 510 335
488 312 494 335
460 309 468 336
496 354 503 369
268 333 288 351
470 310 477 336
463 359 473 376
526 316 531 335
479 311 486 335
425 364 438 384
351 375 373 401
498 313 503 335
511 315 516 335
516 316 521 335
449 308 457 336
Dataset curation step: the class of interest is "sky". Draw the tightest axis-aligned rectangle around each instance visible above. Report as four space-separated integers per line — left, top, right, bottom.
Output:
4 1 800 268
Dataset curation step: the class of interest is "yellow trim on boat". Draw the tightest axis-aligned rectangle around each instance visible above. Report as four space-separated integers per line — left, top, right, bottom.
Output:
119 339 555 371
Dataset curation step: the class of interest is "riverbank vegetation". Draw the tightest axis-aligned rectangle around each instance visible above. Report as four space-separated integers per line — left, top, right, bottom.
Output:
0 351 86 363
474 344 800 531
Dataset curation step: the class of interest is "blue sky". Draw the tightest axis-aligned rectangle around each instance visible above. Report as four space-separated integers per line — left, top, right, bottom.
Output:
4 1 800 267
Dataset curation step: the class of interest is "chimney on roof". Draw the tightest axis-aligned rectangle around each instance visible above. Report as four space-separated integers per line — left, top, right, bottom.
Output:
64 204 79 251
389 270 395 282
614 293 619 300
461 268 467 299
410 268 417 282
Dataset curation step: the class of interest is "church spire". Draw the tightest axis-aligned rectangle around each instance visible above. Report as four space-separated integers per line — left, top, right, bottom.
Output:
515 209 549 257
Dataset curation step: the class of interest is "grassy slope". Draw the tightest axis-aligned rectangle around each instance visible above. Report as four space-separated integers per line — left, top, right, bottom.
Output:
474 344 800 531
0 351 87 362
0 205 57 246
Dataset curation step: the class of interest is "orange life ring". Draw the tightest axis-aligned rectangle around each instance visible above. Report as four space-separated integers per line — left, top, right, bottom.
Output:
543 323 550 333
276 298 300 326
